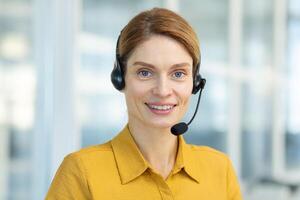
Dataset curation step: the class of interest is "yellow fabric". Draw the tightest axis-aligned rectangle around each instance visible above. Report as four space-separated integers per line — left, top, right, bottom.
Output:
46 125 242 200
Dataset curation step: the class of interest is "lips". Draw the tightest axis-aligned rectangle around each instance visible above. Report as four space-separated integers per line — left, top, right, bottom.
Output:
145 103 176 115
150 104 173 110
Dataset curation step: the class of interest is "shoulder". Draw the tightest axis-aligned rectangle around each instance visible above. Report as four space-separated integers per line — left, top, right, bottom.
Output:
72 141 113 156
63 141 115 169
66 141 112 159
189 144 228 158
188 144 231 168
46 143 112 199
50 141 115 182
186 146 242 198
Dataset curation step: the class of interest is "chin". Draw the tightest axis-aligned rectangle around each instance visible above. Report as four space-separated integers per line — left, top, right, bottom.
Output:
145 118 178 130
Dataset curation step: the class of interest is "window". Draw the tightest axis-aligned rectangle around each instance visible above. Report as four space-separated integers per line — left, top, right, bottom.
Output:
0 0 35 199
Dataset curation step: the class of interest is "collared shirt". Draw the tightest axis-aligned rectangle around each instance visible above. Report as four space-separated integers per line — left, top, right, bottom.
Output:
46 125 242 200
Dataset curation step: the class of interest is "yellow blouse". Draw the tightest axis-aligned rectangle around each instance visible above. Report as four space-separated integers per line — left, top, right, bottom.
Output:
46 125 242 200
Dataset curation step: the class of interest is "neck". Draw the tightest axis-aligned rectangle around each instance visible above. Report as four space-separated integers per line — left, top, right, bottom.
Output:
127 119 178 177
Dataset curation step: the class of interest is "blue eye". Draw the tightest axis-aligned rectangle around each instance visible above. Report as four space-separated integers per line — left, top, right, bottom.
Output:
173 71 185 78
138 70 152 78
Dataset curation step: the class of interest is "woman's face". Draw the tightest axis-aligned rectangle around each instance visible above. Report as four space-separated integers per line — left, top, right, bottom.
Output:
124 35 193 129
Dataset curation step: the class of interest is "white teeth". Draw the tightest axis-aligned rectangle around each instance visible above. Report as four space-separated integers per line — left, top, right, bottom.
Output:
148 104 174 110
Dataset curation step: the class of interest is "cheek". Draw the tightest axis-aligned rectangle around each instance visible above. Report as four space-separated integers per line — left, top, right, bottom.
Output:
176 82 193 101
125 81 149 103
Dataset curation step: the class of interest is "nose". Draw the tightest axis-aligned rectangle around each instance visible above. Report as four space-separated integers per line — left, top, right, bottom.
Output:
152 76 173 97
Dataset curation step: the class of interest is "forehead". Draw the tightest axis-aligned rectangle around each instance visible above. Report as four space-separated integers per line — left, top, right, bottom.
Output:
127 35 193 69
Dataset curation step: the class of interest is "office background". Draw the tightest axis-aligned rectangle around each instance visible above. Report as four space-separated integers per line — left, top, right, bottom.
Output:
0 0 299 199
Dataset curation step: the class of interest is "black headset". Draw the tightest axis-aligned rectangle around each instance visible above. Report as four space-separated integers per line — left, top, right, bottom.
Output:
111 32 206 94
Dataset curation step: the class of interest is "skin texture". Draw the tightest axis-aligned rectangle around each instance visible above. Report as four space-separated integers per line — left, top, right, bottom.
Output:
123 34 194 179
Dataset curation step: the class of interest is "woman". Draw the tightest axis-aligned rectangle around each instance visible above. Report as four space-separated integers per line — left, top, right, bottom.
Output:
46 7 242 200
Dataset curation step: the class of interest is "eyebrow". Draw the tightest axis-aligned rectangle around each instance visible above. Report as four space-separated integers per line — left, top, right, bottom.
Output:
132 61 191 69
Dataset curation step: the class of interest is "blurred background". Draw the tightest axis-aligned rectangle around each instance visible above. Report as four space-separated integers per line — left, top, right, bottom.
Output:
0 0 299 199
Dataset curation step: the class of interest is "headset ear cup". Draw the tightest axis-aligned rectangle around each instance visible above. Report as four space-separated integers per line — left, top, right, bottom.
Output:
111 59 125 91
192 74 206 94
192 74 202 94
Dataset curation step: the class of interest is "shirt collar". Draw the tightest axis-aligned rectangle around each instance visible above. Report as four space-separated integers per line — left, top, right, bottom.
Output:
111 125 201 184
178 134 201 183
111 125 148 184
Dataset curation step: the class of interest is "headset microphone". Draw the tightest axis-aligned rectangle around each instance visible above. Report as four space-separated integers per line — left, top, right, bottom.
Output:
170 78 206 136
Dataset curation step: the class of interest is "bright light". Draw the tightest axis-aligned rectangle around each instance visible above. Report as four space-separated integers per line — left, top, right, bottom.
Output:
0 33 29 60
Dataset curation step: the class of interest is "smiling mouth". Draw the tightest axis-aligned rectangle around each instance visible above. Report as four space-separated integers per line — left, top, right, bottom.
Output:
145 103 176 111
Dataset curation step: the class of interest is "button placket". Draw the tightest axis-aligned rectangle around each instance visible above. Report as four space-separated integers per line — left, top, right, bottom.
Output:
149 170 174 200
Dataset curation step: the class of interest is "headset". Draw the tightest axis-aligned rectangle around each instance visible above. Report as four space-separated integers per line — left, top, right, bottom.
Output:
111 32 205 93
111 31 206 135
